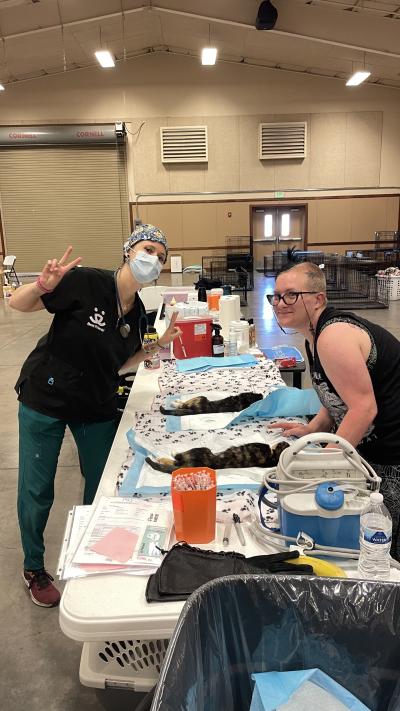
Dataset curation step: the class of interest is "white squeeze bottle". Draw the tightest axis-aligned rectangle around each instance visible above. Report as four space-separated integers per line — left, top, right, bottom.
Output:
358 492 392 580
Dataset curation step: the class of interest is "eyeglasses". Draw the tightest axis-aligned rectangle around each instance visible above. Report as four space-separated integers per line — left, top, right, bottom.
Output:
266 291 318 306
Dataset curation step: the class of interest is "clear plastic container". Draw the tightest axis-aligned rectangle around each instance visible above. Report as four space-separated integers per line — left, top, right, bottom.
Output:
227 327 238 356
358 492 392 580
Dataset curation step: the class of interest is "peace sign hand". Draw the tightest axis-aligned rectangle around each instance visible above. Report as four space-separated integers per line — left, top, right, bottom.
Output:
158 311 183 347
39 246 82 292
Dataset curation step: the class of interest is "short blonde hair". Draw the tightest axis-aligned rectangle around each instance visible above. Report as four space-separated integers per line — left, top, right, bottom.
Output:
289 262 326 294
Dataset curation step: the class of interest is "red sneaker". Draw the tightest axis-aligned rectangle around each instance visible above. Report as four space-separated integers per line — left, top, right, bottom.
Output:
23 569 61 608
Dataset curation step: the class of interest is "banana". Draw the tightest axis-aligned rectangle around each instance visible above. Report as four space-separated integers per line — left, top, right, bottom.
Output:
286 554 347 578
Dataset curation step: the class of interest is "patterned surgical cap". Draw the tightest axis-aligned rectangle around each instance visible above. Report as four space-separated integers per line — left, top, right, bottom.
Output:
123 223 168 261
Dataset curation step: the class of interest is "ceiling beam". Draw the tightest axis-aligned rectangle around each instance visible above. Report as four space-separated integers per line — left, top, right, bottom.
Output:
0 3 398 61
2 46 400 91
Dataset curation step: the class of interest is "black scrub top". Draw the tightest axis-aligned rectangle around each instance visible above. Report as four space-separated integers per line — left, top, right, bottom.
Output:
15 267 146 422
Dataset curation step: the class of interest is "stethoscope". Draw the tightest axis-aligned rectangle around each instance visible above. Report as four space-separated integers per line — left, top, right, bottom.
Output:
114 270 131 338
114 269 149 340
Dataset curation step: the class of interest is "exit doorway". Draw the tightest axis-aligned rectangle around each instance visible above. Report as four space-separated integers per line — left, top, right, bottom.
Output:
251 204 307 271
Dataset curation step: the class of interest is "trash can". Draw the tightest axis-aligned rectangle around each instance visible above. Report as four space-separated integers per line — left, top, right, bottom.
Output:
151 575 400 711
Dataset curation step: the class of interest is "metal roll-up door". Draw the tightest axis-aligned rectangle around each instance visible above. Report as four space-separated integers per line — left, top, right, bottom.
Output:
0 144 129 272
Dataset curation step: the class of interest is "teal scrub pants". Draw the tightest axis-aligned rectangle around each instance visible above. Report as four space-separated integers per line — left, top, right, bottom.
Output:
18 403 117 571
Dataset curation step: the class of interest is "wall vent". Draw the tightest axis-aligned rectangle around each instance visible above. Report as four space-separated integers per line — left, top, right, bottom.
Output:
259 122 307 160
160 126 208 163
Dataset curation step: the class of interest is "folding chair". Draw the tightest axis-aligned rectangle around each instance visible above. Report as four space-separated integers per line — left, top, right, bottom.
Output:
2 255 21 286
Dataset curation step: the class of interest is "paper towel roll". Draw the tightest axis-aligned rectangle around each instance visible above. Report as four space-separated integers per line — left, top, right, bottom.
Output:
219 295 241 338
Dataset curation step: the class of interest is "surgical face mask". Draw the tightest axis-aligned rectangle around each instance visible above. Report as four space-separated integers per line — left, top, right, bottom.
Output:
129 250 162 283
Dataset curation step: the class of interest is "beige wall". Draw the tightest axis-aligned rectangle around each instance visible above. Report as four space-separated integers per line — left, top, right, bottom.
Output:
0 53 399 266
1 52 399 121
139 201 249 270
133 110 389 196
0 54 399 197
137 195 399 270
308 195 399 250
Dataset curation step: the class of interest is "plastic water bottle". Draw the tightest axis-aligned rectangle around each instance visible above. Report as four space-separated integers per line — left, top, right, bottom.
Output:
358 492 392 580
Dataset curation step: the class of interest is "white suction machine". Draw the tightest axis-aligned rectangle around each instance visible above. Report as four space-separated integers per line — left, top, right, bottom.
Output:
257 433 381 553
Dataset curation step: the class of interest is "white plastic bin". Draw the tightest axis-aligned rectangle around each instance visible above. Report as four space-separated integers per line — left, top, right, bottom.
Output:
80 638 169 691
377 275 400 301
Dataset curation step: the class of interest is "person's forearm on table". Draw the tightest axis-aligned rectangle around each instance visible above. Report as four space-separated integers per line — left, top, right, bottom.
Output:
334 400 377 448
308 406 334 433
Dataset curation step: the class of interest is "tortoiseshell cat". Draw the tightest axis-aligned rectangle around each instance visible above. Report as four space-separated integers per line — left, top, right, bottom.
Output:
160 392 263 417
145 441 289 474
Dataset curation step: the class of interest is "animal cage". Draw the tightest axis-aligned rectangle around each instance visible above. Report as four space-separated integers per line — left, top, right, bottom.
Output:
263 249 324 276
374 230 400 250
323 255 389 309
225 236 254 289
201 255 249 305
264 251 390 309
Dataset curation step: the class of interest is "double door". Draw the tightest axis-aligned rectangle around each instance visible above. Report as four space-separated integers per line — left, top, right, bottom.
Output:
252 205 306 270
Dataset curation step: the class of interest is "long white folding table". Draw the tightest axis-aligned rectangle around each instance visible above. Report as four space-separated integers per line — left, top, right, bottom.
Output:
59 304 400 692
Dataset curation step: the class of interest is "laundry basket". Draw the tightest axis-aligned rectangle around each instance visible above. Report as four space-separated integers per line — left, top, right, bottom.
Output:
151 575 400 711
376 275 400 301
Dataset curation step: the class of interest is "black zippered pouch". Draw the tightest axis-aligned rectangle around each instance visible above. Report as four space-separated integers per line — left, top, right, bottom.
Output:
146 543 313 603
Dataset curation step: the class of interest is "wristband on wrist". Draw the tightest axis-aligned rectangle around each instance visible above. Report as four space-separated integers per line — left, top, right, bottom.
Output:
36 276 53 294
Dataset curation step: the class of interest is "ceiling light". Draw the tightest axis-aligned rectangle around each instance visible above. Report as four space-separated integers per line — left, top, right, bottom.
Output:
0 84 5 91
201 47 217 66
346 70 371 86
95 50 115 68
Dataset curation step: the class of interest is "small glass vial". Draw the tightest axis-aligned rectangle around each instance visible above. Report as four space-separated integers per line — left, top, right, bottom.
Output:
248 318 256 348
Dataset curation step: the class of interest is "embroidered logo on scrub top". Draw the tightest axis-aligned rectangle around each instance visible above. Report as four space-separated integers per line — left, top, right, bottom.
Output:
87 307 106 332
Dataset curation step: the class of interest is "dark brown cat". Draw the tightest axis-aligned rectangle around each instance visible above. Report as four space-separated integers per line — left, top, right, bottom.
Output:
160 392 263 417
145 441 289 474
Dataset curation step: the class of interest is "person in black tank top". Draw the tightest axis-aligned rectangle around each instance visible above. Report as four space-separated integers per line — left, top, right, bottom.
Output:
268 261 400 561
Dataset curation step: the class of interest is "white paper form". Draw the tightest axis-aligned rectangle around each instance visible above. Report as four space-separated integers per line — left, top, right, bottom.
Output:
57 505 92 580
58 506 151 580
71 497 173 569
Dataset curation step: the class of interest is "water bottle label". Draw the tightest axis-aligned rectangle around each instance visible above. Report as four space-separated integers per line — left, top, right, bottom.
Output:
363 527 392 545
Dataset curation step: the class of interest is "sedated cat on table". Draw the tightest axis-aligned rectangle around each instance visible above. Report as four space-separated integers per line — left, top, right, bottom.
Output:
146 441 289 474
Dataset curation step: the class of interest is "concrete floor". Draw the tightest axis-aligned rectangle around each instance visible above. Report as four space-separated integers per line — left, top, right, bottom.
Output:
1 271 400 710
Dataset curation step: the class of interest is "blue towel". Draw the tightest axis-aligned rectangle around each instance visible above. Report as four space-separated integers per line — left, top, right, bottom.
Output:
163 395 185 432
163 387 321 432
176 354 257 373
230 387 320 424
250 669 370 711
